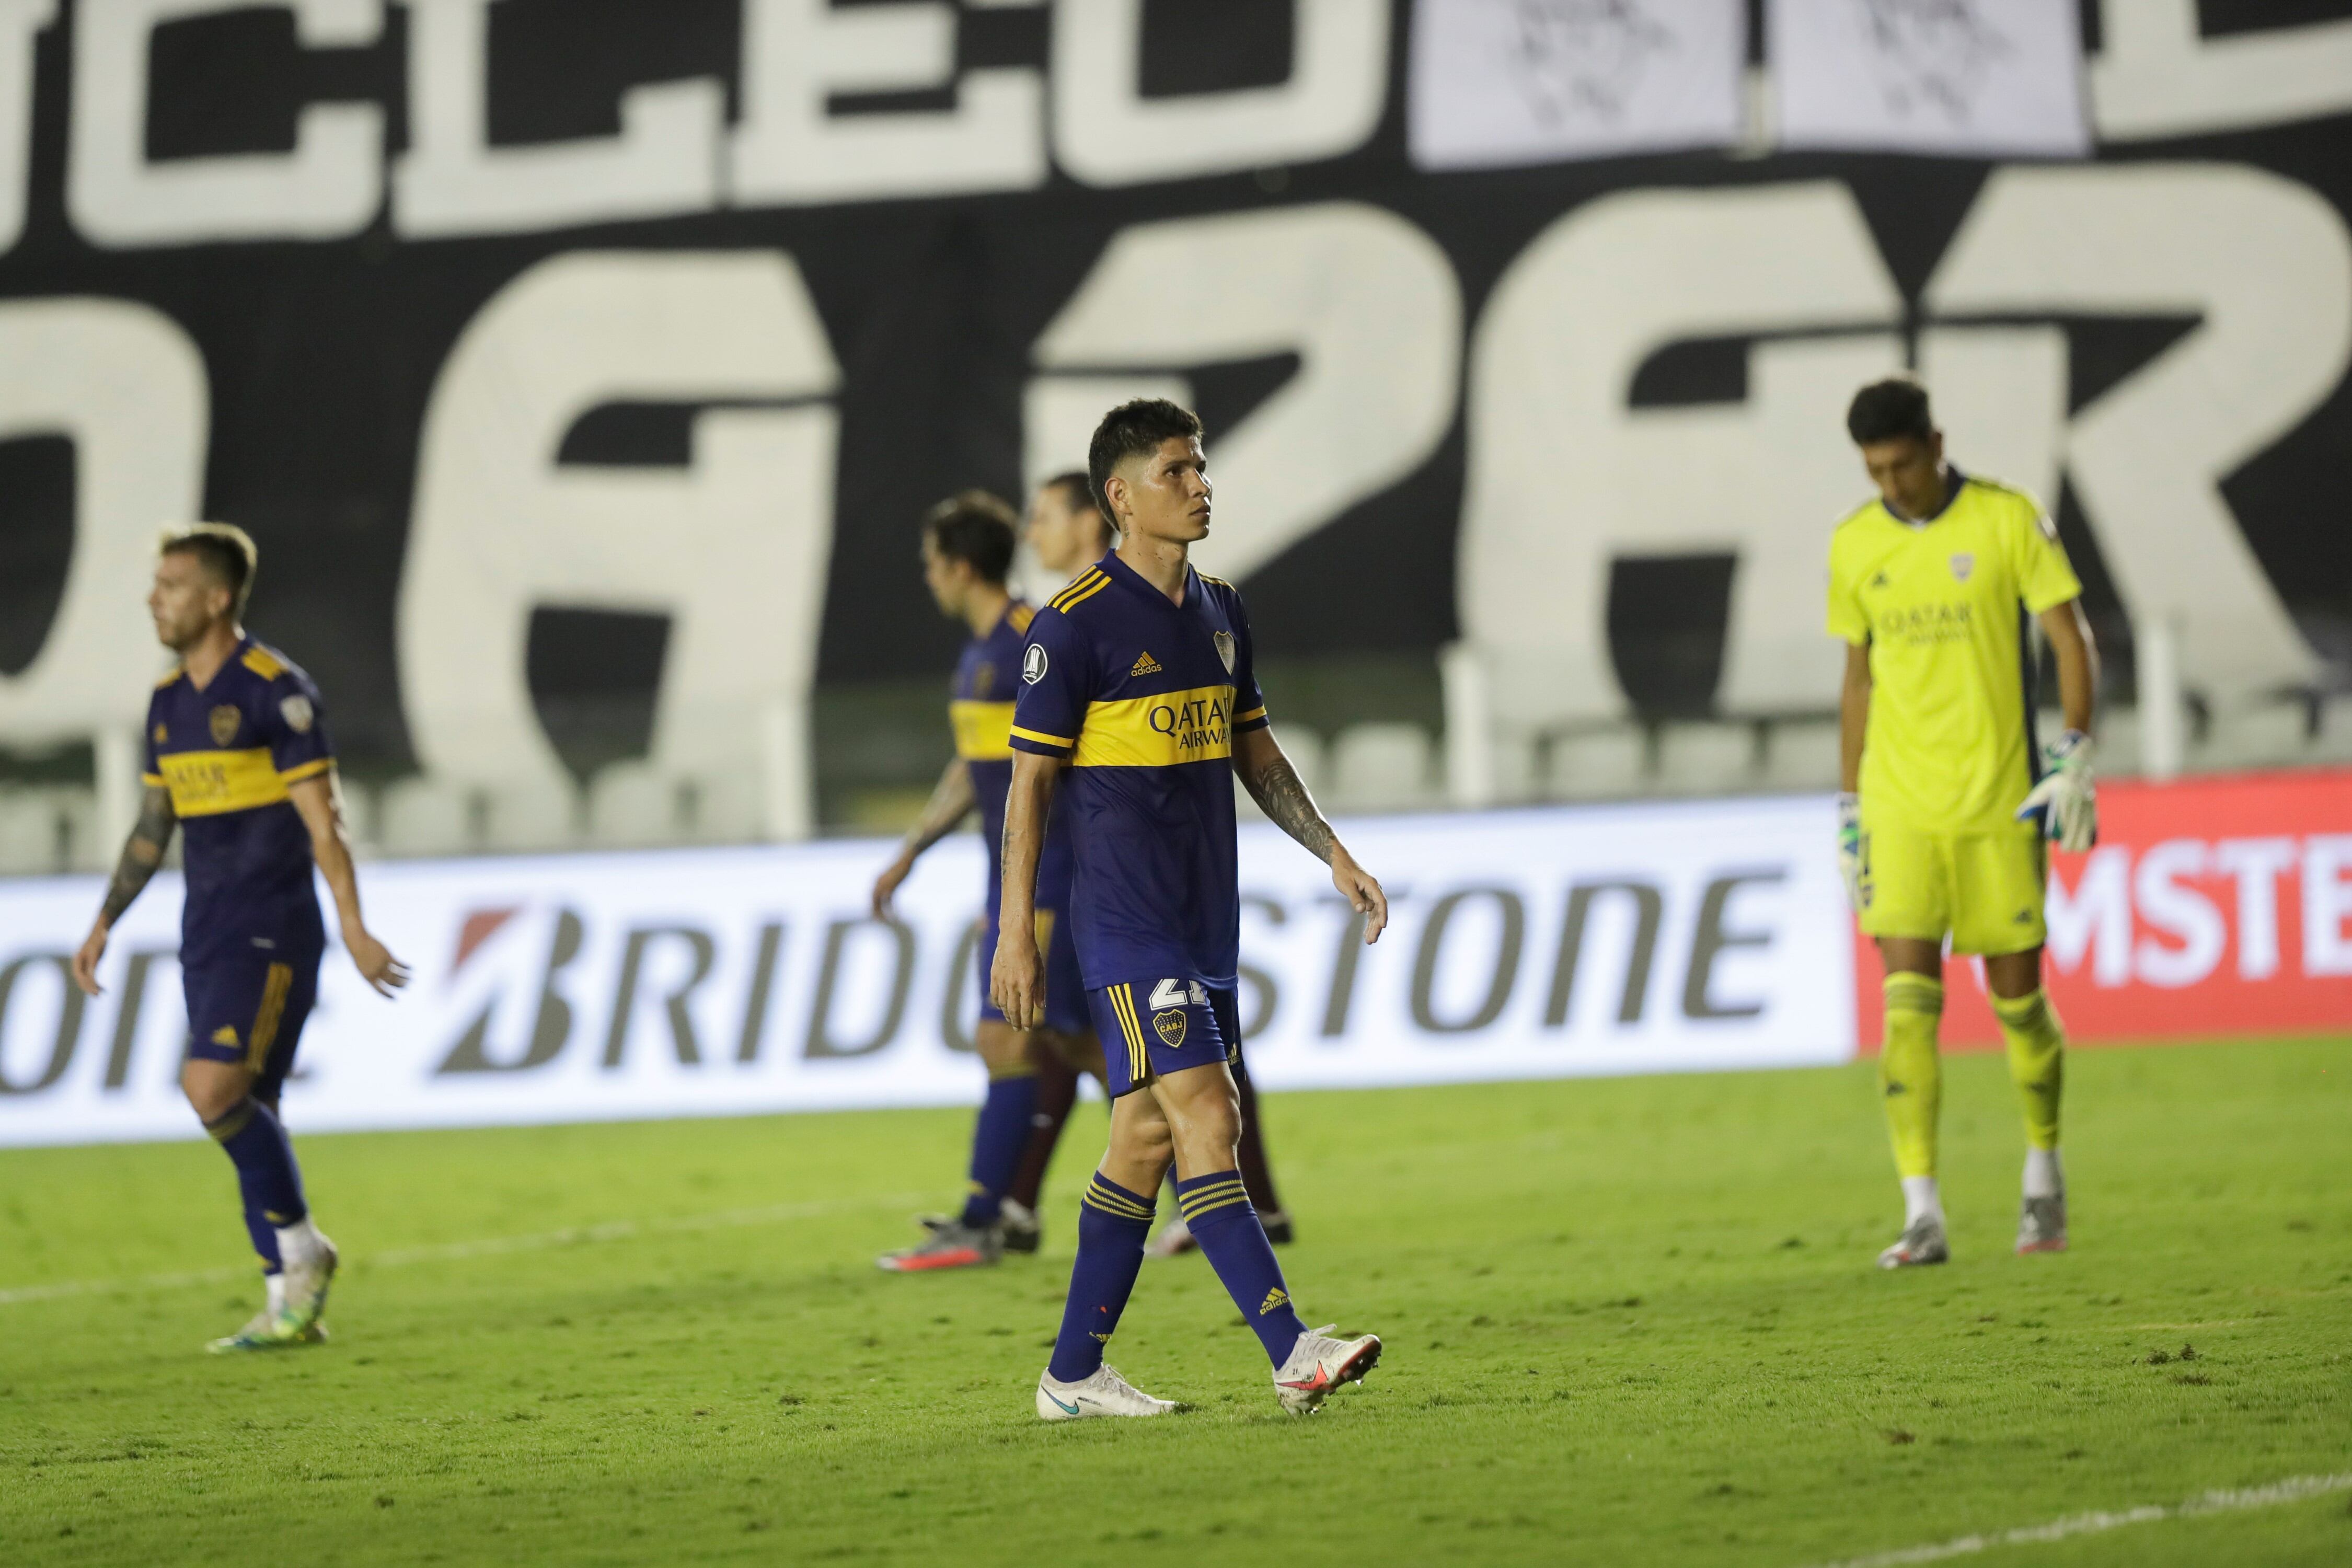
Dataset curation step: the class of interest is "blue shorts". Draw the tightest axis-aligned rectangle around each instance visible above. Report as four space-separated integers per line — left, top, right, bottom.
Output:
977 907 1091 1036
182 936 321 1102
1088 977 1240 1099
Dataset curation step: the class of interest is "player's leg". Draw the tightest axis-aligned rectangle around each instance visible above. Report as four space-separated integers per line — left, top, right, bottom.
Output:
1148 1043 1289 1256
1036 1002 1174 1419
1957 830 2067 1253
251 953 335 1330
880 1017 1029 1272
1857 821 1953 1267
1001 914 1104 1250
182 948 330 1349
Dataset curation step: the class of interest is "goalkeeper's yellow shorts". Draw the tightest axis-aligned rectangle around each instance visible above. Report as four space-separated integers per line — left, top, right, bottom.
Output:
1857 818 2048 957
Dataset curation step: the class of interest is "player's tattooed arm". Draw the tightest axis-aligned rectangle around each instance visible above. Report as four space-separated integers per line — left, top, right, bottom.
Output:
74 785 176 995
1238 745 1335 865
873 760 974 916
99 785 177 925
990 753 1063 1026
1235 727 1388 943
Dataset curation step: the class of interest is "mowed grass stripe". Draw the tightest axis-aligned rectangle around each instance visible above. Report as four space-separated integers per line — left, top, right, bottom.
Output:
0 1038 2344 1568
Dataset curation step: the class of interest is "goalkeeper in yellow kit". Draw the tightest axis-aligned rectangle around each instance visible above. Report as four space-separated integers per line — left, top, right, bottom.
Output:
1827 377 2099 1269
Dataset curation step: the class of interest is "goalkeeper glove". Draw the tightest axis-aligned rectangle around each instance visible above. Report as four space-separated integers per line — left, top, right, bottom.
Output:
2016 729 2097 853
1836 792 1863 912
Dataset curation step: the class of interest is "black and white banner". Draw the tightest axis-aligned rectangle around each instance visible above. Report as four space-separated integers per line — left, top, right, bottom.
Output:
0 797 1853 1146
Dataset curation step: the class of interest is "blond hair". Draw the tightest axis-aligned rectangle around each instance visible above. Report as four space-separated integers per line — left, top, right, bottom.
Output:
159 522 259 617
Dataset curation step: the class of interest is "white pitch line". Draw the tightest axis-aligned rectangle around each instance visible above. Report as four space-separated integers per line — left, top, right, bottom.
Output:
0 1191 929 1308
1804 1473 2352 1568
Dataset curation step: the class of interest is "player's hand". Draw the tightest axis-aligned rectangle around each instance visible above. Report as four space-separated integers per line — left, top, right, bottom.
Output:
870 850 915 919
1331 847 1388 944
989 924 1045 1028
1836 792 1863 913
71 921 109 997
344 926 411 998
2015 730 2097 854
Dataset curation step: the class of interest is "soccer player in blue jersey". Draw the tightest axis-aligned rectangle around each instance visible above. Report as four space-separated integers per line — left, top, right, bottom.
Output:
997 402 1386 1418
873 492 1104 1271
1021 471 1296 1255
70 524 407 1352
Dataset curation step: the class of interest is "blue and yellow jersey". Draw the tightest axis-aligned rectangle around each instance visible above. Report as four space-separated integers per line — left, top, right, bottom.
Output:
1009 552 1271 989
1826 470 2083 835
951 600 1074 917
143 638 332 963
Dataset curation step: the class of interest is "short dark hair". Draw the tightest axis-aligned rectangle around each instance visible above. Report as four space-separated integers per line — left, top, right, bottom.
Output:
1847 376 1934 446
159 522 258 616
1042 470 1098 517
921 489 1017 583
1088 399 1202 517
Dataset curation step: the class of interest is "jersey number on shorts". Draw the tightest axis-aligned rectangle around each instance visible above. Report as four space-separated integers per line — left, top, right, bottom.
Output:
1148 978 1208 1010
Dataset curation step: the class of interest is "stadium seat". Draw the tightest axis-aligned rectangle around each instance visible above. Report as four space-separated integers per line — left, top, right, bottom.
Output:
2195 699 2312 772
1654 721 1758 796
0 789 64 875
589 762 680 848
682 769 762 844
482 775 580 853
1328 723 1438 813
1759 718 1841 793
1543 725 1646 800
379 775 476 858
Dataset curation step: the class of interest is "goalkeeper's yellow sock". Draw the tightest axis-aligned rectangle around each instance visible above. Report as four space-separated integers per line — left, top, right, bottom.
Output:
1992 987 2066 1186
1879 973 1943 1193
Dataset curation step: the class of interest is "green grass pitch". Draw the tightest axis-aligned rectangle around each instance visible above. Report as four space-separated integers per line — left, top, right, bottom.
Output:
2 1039 2347 1567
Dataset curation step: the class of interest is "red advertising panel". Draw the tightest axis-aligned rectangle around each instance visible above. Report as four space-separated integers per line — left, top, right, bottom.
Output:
1855 770 2352 1050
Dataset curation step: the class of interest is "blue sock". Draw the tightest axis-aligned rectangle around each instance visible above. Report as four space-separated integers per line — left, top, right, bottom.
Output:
206 1097 308 1232
1177 1169 1307 1366
1046 1173 1155 1383
241 1201 283 1278
960 1071 1039 1229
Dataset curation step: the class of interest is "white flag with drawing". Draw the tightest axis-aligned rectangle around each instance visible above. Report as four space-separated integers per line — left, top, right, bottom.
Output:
1771 0 2090 157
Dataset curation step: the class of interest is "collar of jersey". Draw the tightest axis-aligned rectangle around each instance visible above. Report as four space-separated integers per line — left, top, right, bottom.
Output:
178 633 255 695
1885 465 1968 530
1096 548 1201 614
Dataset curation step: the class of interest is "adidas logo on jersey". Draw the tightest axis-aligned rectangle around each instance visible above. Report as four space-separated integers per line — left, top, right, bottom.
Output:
1129 651 1162 677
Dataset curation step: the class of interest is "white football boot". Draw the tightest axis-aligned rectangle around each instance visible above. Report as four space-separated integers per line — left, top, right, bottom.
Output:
275 1229 339 1333
1272 1324 1382 1415
1876 1215 1950 1269
1035 1364 1177 1421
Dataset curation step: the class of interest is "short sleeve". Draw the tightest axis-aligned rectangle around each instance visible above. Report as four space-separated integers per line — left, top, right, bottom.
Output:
2015 503 2083 615
1225 589 1269 734
264 668 335 783
1009 609 1091 759
141 692 165 787
1825 533 1870 645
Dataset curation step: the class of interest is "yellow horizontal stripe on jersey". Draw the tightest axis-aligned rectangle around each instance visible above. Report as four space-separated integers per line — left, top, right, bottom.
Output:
950 700 1016 761
279 757 332 786
156 748 289 817
1010 723 1075 750
1235 706 1266 725
1071 684 1237 768
240 645 286 680
1054 575 1112 615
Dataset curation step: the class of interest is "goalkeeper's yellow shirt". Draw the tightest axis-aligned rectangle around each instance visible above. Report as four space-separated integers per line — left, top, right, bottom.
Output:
1825 470 2082 835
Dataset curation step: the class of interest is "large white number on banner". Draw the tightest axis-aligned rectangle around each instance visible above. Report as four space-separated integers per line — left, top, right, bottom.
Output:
0 0 52 255
1051 0 1388 186
398 252 840 814
2093 0 2352 141
67 0 384 246
1459 182 1904 727
1927 164 2349 698
0 298 207 741
730 0 1043 204
1031 202 1459 584
393 0 723 237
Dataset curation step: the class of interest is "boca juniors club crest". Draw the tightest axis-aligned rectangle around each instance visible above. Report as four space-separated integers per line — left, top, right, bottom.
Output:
1152 1009 1187 1047
1212 630 1236 675
209 705 241 745
1949 552 1975 583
